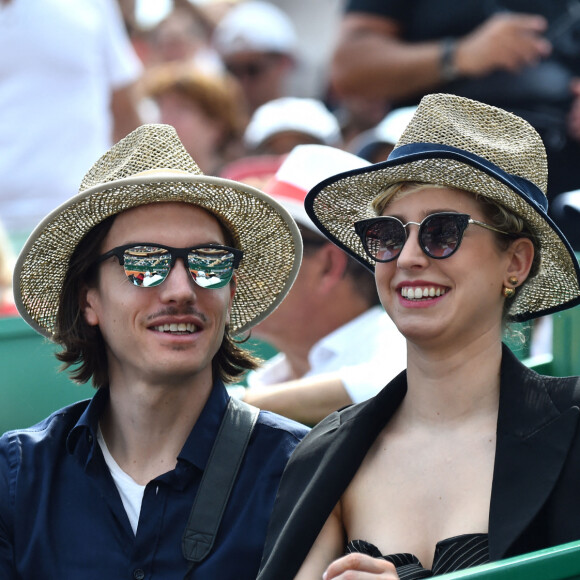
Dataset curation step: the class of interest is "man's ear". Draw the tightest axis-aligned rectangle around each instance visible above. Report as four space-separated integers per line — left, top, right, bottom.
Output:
225 275 237 325
81 285 100 327
505 237 535 285
316 244 349 294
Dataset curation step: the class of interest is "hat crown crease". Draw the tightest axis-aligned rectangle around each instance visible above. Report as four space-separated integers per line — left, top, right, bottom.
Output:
394 94 548 194
80 124 203 193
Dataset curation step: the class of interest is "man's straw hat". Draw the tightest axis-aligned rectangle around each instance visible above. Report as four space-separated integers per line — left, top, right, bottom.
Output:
14 124 302 337
305 93 580 322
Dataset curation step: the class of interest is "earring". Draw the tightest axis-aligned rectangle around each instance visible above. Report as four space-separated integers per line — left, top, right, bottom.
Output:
503 275 518 298
503 286 515 298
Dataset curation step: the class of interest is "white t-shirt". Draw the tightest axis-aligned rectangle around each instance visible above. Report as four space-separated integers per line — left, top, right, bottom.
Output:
97 426 145 535
0 0 142 235
246 305 407 403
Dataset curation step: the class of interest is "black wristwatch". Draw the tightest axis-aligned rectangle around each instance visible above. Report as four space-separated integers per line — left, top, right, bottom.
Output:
440 37 460 82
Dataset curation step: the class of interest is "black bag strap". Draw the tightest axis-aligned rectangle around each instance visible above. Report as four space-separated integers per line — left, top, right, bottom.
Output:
182 396 259 565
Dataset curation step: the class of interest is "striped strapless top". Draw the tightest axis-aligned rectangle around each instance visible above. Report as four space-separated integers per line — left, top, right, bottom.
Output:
346 533 489 579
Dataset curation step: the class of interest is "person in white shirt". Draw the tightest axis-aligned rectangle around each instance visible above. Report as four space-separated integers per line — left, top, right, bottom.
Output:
236 144 406 425
0 0 143 242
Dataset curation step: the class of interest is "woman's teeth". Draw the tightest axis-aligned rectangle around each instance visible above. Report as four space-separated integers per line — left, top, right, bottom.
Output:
401 287 447 300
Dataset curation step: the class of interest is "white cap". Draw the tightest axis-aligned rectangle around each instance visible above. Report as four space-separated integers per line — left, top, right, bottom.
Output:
212 1 297 57
374 106 418 144
264 144 371 232
351 106 417 160
244 97 342 150
553 189 580 213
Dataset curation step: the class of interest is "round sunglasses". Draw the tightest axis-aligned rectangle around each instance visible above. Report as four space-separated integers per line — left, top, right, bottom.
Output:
95 243 243 289
354 212 509 263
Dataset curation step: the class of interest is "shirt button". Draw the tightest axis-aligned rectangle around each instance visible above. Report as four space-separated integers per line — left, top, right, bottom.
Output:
133 569 145 580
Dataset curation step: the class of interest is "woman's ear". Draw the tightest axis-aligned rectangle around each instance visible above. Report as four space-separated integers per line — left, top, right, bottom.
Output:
81 285 100 327
505 237 535 286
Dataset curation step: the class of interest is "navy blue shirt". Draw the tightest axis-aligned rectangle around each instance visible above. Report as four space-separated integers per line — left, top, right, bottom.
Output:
0 381 308 579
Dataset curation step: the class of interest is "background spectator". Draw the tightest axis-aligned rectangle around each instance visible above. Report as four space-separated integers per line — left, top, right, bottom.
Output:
141 61 248 173
235 144 407 425
212 1 298 113
140 0 222 73
243 97 342 155
331 1 580 201
268 0 346 100
333 94 392 150
0 0 143 246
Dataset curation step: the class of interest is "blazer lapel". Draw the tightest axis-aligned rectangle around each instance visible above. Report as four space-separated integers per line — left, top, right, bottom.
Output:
489 346 580 560
258 372 408 580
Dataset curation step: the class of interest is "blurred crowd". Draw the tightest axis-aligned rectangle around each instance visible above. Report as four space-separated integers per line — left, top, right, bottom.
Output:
3 0 580 406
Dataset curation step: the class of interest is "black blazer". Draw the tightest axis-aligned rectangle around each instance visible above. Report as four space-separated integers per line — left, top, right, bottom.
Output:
257 345 580 580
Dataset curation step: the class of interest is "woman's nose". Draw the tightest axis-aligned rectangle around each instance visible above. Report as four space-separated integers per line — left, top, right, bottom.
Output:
396 225 429 268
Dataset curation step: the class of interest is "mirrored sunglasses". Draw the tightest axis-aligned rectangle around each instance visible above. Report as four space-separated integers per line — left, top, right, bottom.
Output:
354 212 509 263
96 243 243 289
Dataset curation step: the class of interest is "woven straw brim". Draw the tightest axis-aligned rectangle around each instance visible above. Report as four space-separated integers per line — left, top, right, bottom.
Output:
308 157 580 322
14 173 302 338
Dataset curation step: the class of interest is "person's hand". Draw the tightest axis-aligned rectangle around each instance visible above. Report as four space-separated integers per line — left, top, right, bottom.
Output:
323 553 399 579
455 12 551 78
567 78 580 142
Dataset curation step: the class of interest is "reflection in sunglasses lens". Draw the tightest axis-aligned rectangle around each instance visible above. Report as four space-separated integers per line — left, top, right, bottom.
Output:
124 247 170 288
422 215 460 258
188 251 235 289
123 246 235 289
367 221 405 262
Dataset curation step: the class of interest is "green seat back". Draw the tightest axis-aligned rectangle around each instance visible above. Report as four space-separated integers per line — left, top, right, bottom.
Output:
0 316 94 434
551 303 580 377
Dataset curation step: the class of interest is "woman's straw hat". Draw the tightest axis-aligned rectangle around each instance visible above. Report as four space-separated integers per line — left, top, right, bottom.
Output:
14 124 302 337
305 93 580 322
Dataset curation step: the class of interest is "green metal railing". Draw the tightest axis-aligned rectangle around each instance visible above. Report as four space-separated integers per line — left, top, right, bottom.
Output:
439 540 580 579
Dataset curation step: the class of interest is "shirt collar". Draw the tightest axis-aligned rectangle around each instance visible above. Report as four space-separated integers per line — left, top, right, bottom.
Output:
66 387 110 464
177 379 229 471
66 380 230 472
